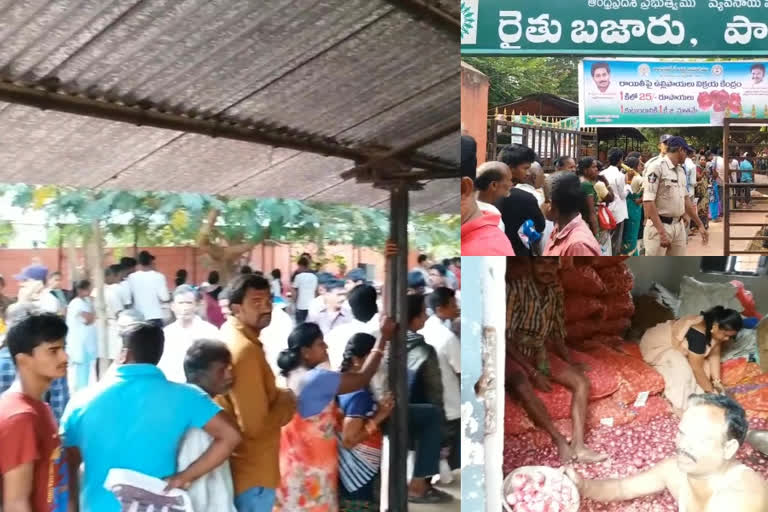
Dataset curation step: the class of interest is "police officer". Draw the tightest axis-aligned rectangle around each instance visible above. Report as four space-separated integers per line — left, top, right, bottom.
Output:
642 136 708 255
644 133 672 170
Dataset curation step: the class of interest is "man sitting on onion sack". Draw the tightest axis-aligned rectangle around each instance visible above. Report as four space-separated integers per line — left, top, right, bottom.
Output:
505 257 607 464
566 393 768 512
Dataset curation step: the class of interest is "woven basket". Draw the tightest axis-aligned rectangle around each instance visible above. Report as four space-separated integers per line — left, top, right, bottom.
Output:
502 466 580 512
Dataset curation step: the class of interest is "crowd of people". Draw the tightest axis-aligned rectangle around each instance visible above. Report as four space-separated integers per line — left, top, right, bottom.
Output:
0 247 461 511
461 132 767 256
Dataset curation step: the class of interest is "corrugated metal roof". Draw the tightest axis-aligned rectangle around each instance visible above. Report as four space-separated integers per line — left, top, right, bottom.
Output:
0 0 458 212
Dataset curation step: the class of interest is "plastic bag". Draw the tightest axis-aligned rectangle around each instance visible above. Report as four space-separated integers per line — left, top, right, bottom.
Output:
565 295 606 323
597 264 635 295
559 266 606 297
598 204 617 230
731 280 763 319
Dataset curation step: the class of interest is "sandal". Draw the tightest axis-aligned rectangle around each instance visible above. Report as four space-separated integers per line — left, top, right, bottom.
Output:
408 487 454 504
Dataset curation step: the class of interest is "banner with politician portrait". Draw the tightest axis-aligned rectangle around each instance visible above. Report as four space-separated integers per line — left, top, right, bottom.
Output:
579 58 768 127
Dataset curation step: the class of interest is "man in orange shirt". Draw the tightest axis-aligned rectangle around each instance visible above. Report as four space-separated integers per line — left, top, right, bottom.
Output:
217 274 297 511
460 135 515 256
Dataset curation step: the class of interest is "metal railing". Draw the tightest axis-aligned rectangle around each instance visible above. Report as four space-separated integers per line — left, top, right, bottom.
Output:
487 117 596 171
723 118 768 255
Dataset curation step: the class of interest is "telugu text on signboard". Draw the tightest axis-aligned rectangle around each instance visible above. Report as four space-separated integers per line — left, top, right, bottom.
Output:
579 58 768 127
460 1 768 55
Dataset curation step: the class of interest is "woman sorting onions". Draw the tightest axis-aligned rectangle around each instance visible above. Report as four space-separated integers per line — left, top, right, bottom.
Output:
639 306 743 414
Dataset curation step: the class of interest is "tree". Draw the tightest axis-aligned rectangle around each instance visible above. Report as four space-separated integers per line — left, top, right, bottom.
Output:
0 221 13 247
463 57 580 107
0 185 459 263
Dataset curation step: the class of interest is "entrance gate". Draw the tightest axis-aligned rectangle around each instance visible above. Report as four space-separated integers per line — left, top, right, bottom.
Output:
723 118 768 255
487 115 596 170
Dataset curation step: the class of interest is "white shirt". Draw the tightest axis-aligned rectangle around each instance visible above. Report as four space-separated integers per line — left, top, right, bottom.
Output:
600 165 629 223
104 284 125 320
102 283 126 359
589 80 620 100
158 317 221 383
119 280 132 307
420 315 461 420
515 183 545 207
308 295 326 318
39 291 63 315
326 316 381 371
260 306 294 376
292 271 318 311
476 200 505 232
127 270 170 320
270 278 282 299
177 388 237 512
65 297 97 364
684 157 697 197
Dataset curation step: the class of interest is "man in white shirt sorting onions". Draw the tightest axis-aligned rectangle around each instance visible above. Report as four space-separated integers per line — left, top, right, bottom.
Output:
567 393 768 512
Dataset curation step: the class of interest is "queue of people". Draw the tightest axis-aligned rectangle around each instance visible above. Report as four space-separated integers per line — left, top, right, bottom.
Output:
460 132 725 257
0 245 461 511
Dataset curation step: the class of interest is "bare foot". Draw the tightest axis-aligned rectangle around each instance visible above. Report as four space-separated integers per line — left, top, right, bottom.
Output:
573 445 609 463
556 439 577 464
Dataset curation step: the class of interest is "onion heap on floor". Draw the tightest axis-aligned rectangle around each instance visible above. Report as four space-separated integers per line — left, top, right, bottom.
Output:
504 257 768 511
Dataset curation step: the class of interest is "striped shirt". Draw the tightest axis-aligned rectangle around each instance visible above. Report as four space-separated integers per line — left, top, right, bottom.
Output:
506 277 566 357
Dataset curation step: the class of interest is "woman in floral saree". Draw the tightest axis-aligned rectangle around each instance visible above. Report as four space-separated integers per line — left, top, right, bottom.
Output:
274 319 394 511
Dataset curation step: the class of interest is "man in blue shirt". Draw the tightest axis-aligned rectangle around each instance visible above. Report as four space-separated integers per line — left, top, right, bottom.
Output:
739 153 754 208
61 322 241 512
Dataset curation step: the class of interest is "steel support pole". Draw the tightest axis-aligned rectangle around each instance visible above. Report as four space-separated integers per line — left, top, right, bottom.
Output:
388 183 410 512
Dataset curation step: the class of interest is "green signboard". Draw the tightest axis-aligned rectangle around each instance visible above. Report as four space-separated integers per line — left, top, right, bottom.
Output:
460 0 768 55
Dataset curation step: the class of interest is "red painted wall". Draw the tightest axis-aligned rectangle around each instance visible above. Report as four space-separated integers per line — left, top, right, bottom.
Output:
0 244 419 297
461 61 490 165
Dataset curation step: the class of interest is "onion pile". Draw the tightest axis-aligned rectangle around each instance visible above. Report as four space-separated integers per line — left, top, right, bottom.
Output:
505 413 768 511
504 467 578 512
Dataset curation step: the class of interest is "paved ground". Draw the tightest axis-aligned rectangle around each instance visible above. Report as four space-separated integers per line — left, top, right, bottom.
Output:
687 207 768 255
411 472 461 512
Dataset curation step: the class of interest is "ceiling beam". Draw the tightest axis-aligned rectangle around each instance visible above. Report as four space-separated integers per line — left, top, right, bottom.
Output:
0 80 455 173
383 0 460 36
340 121 459 180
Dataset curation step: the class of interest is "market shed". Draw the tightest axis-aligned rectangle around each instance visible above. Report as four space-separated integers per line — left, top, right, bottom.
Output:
0 1 460 510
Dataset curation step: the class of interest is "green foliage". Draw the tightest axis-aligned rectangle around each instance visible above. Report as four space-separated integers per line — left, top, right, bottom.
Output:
0 220 13 247
0 185 458 255
635 127 724 155
463 57 580 107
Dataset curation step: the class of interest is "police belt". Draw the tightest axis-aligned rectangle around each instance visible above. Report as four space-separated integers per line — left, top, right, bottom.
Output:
659 215 682 224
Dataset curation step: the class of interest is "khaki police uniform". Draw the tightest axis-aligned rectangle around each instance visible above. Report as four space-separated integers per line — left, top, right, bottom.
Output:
642 155 688 255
